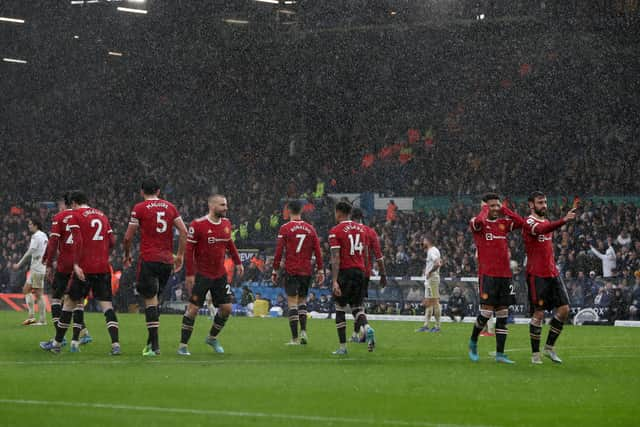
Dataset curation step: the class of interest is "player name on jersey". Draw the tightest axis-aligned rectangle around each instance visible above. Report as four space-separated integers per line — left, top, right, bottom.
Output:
329 220 367 272
130 199 180 264
274 220 322 276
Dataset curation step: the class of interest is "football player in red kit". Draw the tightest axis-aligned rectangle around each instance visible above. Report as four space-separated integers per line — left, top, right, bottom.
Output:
523 191 576 364
178 194 243 356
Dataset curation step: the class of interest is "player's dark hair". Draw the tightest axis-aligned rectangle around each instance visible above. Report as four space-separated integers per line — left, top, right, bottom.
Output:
288 200 302 215
351 207 364 221
28 217 43 230
335 201 352 215
528 191 546 202
141 178 160 195
58 191 72 206
423 233 434 244
69 191 89 205
481 192 501 203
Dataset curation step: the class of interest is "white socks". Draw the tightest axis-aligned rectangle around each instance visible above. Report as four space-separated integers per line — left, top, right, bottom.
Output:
38 294 46 323
433 304 441 328
424 306 433 327
25 293 34 317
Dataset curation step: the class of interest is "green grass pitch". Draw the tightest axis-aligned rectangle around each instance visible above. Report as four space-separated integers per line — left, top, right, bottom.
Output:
0 311 638 427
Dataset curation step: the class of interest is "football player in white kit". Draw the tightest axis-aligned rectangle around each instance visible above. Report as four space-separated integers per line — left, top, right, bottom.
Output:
416 235 442 332
13 218 49 325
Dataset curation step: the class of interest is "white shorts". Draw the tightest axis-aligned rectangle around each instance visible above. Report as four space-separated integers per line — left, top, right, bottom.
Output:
28 272 45 289
424 274 440 299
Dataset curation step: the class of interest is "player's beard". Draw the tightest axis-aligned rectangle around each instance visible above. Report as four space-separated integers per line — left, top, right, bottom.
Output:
534 208 547 217
214 209 226 219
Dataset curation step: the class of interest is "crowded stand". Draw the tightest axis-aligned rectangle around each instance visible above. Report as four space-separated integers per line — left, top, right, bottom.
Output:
2 5 640 324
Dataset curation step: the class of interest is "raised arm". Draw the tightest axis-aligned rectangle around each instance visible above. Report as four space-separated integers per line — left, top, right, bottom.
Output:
501 206 526 230
470 204 489 232
590 246 606 260
526 209 576 236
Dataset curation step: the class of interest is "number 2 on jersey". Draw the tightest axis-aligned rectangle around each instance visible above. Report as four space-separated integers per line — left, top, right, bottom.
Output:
348 234 364 255
90 219 104 241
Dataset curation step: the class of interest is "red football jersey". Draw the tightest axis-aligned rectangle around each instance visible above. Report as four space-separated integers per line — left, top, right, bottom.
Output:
185 216 241 280
273 220 323 276
129 198 181 264
328 220 367 272
68 207 113 274
49 209 75 273
470 208 518 278
523 215 566 277
363 225 383 278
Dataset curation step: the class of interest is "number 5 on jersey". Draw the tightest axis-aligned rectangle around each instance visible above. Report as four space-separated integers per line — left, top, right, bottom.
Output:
156 211 167 233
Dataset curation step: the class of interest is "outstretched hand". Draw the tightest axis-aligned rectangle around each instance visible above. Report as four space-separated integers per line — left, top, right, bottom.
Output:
564 208 577 222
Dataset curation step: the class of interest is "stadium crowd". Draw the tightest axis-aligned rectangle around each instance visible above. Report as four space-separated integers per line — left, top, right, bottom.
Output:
2 17 639 321
3 185 640 321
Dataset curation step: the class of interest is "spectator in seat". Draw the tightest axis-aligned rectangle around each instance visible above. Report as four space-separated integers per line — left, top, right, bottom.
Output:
447 286 467 322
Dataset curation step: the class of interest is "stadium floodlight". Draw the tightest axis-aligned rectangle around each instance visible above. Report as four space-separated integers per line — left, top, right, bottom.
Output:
126 0 146 3
255 0 279 4
117 7 148 14
0 17 25 24
86 0 99 3
223 19 249 25
74 35 80 39
3 57 28 64
108 51 123 56
70 1 84 4
277 9 295 15
284 1 296 4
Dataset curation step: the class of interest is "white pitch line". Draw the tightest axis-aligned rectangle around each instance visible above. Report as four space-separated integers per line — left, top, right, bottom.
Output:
0 399 491 427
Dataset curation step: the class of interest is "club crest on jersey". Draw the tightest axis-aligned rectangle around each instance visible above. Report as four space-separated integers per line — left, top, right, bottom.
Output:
499 224 506 231
224 227 230 234
208 229 212 233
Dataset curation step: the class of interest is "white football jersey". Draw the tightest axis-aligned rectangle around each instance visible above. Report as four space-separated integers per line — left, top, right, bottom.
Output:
424 246 441 280
28 230 48 274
